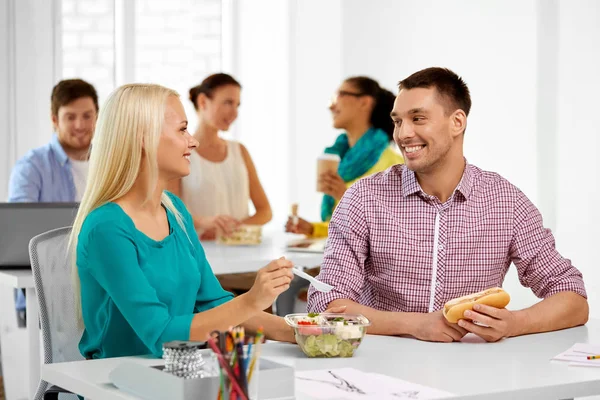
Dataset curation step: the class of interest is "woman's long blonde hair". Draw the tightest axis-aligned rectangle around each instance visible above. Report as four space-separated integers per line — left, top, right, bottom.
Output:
69 83 187 325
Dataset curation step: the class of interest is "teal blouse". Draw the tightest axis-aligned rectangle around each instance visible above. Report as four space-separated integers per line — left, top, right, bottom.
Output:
77 192 233 359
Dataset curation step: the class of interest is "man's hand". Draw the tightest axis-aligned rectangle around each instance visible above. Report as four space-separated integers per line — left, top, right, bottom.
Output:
410 311 468 342
324 305 347 314
457 304 518 342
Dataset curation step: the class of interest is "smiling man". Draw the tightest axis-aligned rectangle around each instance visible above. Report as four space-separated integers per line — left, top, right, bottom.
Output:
307 67 588 343
8 78 99 202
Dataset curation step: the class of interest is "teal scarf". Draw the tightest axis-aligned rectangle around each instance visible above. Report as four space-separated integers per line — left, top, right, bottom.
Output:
320 127 389 221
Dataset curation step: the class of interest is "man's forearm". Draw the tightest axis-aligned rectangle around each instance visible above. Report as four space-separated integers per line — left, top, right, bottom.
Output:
511 291 588 337
328 299 417 336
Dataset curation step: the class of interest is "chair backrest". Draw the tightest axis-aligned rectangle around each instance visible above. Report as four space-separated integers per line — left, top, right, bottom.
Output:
29 226 83 399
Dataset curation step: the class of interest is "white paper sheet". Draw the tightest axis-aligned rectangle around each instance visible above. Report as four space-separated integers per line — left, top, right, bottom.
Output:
551 343 600 367
295 368 454 399
570 361 600 368
571 343 600 355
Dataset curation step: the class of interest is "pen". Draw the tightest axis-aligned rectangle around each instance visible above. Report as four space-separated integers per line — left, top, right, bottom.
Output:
587 355 600 360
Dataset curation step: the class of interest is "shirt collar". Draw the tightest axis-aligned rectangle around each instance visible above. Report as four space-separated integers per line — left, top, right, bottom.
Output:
49 134 69 166
401 160 473 201
455 163 473 200
401 166 422 197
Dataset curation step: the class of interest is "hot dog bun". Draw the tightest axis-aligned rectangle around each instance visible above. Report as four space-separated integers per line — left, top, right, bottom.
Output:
443 287 510 323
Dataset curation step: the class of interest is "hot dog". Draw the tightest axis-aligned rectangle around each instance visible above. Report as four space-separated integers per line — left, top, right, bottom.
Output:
443 287 510 323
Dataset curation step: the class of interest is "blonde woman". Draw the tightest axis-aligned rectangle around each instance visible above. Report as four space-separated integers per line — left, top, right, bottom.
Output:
69 84 295 359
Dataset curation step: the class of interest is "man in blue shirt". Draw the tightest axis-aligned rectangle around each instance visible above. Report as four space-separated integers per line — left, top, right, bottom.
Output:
8 78 98 202
8 78 98 323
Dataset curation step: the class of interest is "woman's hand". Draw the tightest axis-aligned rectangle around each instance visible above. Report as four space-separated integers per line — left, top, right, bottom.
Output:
247 258 294 311
206 215 240 234
195 215 240 241
319 171 347 201
285 216 314 235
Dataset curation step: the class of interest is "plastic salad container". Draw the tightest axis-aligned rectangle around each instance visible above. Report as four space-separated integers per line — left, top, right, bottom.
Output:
284 313 370 358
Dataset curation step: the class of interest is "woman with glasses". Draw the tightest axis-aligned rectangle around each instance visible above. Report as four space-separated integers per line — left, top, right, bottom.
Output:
285 76 403 237
278 77 403 315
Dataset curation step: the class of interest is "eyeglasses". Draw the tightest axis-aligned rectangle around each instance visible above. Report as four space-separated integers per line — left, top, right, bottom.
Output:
330 90 366 106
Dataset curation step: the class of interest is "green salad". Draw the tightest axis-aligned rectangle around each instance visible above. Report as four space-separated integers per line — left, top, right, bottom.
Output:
297 333 361 357
291 313 367 358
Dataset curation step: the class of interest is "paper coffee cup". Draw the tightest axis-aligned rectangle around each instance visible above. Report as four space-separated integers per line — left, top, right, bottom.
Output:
317 153 341 192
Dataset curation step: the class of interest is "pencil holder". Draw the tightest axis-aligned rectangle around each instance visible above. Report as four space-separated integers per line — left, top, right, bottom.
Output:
214 345 259 400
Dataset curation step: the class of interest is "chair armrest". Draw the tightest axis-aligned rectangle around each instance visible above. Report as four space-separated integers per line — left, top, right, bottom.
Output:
44 384 74 400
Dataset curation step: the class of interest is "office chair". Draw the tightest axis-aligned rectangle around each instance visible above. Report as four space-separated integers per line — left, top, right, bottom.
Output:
29 226 82 400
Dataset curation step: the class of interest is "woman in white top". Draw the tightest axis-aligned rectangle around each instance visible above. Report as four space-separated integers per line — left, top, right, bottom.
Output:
170 73 272 240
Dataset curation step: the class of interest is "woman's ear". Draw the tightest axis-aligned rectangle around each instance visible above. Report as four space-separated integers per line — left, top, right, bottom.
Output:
197 93 208 111
361 95 375 113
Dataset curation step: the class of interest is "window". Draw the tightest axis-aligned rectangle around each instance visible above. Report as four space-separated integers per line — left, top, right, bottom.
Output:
134 0 223 128
61 0 116 104
60 0 225 127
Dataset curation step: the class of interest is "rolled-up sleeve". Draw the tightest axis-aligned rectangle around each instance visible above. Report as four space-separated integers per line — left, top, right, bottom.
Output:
307 182 370 312
310 221 329 238
510 191 587 299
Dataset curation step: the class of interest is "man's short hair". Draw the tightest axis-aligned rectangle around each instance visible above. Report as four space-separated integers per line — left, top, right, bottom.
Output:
51 79 99 116
398 67 471 116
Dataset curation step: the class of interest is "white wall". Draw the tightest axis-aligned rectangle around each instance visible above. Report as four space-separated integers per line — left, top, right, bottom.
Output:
342 0 539 205
234 0 343 226
288 0 343 222
0 0 12 203
13 1 59 162
555 0 600 318
0 0 59 201
234 0 292 225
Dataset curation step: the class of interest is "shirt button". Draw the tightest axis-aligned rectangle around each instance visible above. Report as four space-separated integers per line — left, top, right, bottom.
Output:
435 282 441 288
438 244 445 251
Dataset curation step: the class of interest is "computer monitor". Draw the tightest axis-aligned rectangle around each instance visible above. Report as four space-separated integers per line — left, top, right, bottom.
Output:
0 202 79 268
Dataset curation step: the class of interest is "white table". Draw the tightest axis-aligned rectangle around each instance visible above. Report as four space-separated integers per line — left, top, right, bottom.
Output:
42 319 600 400
0 268 39 400
201 232 324 275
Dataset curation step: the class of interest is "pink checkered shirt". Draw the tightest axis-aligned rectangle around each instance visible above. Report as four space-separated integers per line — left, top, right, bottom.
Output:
307 163 587 313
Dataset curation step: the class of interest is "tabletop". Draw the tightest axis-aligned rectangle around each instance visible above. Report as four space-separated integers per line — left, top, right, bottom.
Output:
42 319 600 400
201 231 324 275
